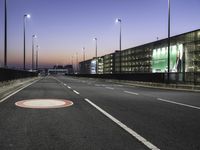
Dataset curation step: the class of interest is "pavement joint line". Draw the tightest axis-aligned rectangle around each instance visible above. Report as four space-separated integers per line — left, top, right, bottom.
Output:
73 90 80 95
124 91 139 95
157 98 200 110
0 79 40 103
84 98 160 150
105 87 114 90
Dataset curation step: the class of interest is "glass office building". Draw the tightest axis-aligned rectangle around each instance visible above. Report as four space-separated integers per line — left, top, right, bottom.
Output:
79 29 200 82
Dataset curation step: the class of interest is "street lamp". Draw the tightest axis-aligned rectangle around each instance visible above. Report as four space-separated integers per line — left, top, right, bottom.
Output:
82 47 85 62
82 47 86 74
116 18 122 73
32 35 37 70
23 14 31 70
93 38 98 74
71 55 74 74
4 0 7 68
167 0 171 83
76 52 78 73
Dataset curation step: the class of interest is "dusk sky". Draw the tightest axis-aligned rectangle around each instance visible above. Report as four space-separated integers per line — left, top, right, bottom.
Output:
0 0 200 68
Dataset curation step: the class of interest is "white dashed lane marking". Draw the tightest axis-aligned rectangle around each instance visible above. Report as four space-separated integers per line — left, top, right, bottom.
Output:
124 91 139 95
95 84 106 87
105 87 114 90
84 98 160 150
73 90 80 95
157 98 200 110
67 86 71 89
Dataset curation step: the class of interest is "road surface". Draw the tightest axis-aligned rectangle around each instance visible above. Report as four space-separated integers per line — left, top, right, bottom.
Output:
0 75 200 150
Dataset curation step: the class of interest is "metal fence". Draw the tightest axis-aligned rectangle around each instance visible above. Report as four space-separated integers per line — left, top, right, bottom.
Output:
68 72 200 85
0 68 38 82
167 72 200 85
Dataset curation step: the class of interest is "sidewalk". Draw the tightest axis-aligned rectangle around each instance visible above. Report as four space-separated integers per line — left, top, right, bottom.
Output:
0 77 40 100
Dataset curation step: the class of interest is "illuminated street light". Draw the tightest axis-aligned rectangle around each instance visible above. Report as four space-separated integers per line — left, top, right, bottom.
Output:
93 38 98 74
23 14 31 70
32 35 37 70
115 18 122 73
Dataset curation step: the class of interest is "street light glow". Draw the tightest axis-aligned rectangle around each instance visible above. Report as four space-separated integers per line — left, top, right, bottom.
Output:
25 14 31 18
115 18 121 23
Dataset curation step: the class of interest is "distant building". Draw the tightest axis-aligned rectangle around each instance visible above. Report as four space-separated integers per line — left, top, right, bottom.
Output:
48 65 74 75
64 65 73 74
79 29 200 83
79 59 92 74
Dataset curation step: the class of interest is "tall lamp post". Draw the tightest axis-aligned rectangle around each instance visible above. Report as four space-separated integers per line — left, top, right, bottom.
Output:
32 35 36 70
116 18 122 73
36 45 39 70
71 55 74 74
93 38 98 74
82 47 86 74
167 0 171 83
23 14 31 70
82 47 85 62
4 0 7 68
76 52 78 73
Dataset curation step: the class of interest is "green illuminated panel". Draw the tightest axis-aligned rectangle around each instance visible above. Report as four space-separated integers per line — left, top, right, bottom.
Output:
152 44 183 72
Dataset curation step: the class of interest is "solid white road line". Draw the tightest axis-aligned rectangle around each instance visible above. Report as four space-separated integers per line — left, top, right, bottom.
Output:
73 90 80 95
84 98 160 150
0 79 40 103
67 86 71 89
157 98 200 110
124 91 139 95
105 87 114 90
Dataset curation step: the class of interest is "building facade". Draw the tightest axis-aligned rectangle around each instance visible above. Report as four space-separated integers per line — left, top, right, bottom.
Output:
79 29 200 82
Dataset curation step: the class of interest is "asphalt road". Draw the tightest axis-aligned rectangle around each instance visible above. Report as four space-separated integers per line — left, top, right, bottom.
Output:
0 75 200 150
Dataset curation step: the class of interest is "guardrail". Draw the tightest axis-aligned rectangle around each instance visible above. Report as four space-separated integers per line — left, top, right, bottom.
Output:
67 72 200 85
0 68 38 82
